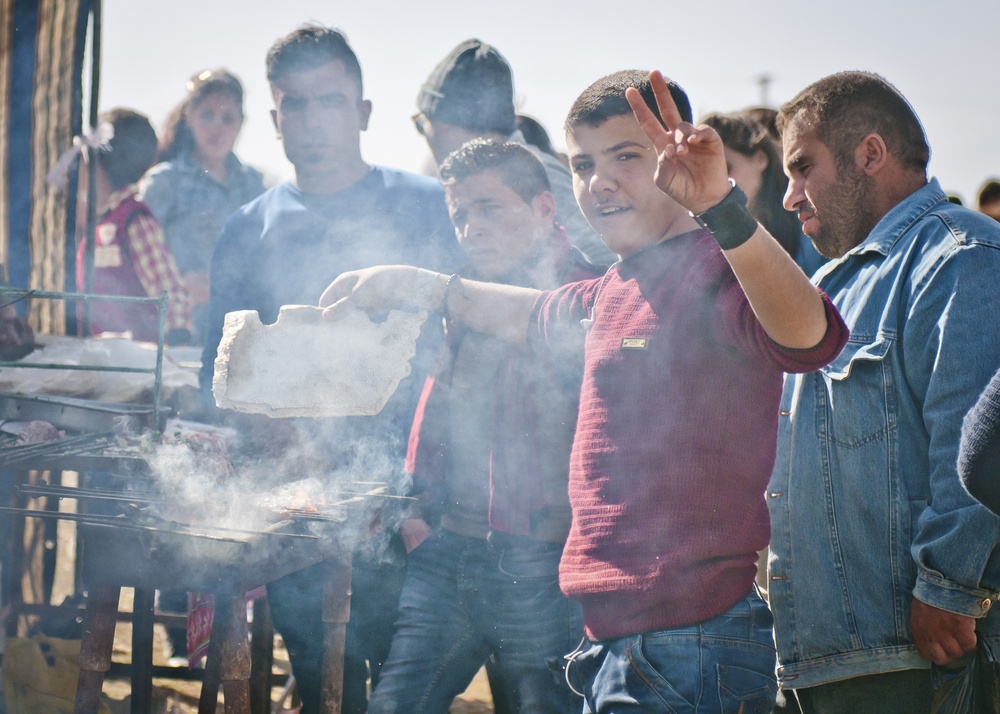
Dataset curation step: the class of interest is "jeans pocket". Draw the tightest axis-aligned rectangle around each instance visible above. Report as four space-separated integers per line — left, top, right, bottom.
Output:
627 633 696 712
717 663 777 714
496 539 563 579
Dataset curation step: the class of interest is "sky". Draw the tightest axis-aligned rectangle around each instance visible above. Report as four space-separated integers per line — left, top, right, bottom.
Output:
98 0 1000 205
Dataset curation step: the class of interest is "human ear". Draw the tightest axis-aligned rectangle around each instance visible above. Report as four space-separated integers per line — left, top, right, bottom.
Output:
358 100 373 132
855 133 888 176
751 149 769 174
270 109 280 139
533 191 557 224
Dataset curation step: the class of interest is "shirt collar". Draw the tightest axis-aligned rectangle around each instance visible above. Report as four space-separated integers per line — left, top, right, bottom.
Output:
811 178 945 283
102 184 139 214
852 177 945 257
177 149 244 185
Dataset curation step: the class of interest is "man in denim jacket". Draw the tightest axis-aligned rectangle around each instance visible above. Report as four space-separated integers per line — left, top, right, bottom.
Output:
770 71 1000 712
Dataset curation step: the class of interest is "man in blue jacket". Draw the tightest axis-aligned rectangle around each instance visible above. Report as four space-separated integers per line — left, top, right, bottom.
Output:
770 71 1000 712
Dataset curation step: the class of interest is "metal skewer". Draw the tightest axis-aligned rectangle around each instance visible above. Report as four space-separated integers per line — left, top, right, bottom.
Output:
0 507 253 543
0 506 318 540
16 483 163 503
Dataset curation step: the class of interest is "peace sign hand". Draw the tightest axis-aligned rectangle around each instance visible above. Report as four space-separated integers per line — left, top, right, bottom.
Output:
625 70 733 215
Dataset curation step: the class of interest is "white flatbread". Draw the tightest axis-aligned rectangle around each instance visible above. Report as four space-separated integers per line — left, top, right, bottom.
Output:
213 305 427 417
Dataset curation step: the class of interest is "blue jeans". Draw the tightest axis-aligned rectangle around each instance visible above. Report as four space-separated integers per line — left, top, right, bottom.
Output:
368 528 582 713
566 589 777 713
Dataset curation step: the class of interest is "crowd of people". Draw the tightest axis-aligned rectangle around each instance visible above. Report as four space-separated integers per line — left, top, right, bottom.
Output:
67 19 1000 714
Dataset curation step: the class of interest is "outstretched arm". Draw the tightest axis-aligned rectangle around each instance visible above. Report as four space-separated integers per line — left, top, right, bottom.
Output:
319 266 540 345
626 71 829 350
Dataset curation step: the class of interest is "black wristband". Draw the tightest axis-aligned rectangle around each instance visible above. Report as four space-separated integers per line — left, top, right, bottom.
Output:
690 179 758 251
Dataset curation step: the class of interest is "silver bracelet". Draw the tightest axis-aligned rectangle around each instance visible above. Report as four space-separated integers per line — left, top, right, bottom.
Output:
440 274 459 318
412 268 440 308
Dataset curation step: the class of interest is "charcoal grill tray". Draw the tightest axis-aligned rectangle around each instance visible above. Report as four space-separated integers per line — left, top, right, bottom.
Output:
78 521 331 593
0 391 168 433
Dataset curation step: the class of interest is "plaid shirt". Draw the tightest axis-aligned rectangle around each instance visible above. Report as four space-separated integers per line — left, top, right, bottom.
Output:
102 185 193 333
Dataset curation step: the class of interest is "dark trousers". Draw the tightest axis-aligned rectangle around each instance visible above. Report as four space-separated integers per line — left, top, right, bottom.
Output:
268 552 405 714
783 669 933 714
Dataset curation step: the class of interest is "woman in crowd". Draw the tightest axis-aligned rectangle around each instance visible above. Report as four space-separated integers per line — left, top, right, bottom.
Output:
700 110 825 275
141 68 265 342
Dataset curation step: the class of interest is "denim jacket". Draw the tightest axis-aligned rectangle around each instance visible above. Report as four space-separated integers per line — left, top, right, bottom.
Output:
140 151 265 274
768 179 1000 689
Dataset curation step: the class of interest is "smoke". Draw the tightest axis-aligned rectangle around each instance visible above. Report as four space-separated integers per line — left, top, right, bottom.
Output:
134 417 412 567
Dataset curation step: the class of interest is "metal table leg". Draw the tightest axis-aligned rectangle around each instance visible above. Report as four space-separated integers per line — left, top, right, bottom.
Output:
320 553 352 714
217 594 251 713
249 595 274 714
130 587 155 714
74 585 120 714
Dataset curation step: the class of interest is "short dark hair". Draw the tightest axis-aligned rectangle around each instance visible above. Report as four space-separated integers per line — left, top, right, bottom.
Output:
438 139 550 205
265 24 363 93
565 70 692 132
978 179 1000 208
777 71 929 173
95 108 158 189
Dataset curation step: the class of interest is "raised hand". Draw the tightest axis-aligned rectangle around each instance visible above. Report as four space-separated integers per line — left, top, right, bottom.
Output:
625 70 732 215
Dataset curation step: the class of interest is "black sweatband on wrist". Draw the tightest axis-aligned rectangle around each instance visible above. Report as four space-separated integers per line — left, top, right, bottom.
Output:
690 179 758 251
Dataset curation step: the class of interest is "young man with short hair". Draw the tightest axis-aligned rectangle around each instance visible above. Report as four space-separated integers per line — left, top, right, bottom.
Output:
200 24 460 714
368 139 601 713
321 70 849 713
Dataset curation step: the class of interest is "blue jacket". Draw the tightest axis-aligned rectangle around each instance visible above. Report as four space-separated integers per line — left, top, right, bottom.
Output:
141 151 265 274
768 178 1000 689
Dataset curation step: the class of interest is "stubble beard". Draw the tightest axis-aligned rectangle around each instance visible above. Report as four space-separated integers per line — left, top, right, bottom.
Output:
811 168 879 260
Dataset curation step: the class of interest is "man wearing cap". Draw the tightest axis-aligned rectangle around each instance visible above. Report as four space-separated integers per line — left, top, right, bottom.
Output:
413 39 618 267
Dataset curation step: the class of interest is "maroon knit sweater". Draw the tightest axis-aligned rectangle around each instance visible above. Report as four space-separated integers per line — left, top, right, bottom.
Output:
531 230 848 640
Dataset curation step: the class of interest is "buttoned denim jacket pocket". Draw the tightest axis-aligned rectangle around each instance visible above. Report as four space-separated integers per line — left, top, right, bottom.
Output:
814 332 916 644
818 334 892 447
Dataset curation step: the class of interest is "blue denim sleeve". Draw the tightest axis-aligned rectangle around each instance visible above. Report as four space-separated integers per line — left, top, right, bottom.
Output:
906 241 1000 617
